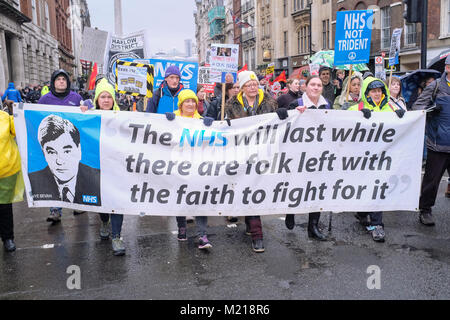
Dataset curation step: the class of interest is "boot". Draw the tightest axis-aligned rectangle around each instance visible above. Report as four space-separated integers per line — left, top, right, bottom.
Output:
285 214 295 230
307 212 327 241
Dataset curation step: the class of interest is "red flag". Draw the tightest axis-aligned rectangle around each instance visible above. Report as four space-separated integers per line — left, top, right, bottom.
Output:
238 64 248 73
273 71 286 83
88 62 98 90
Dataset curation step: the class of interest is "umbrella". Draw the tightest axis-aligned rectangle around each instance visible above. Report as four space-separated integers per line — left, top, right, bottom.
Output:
289 65 310 80
427 49 450 73
309 50 369 72
400 69 441 104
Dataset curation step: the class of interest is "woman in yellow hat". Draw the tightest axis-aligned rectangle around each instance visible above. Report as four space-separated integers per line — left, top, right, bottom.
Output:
165 89 214 249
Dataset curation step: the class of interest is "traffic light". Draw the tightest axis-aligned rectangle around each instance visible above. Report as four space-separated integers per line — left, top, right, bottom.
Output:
403 0 423 23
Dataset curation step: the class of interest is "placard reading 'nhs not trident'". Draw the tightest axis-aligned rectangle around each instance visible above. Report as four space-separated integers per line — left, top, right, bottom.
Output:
334 10 374 65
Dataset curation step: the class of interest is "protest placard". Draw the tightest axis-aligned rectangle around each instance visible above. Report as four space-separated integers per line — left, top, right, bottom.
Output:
104 30 149 84
115 60 154 98
209 44 239 83
15 105 425 216
81 27 109 65
389 28 403 66
334 10 374 65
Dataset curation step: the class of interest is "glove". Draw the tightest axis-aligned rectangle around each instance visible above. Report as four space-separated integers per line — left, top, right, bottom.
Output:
226 119 232 127
395 109 405 118
81 99 94 110
308 106 317 109
165 112 176 121
318 104 327 109
342 102 350 110
361 108 372 119
203 117 214 127
275 108 288 120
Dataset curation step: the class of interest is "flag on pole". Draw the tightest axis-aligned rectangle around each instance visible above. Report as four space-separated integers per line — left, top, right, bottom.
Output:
273 71 286 83
88 62 98 90
238 64 248 73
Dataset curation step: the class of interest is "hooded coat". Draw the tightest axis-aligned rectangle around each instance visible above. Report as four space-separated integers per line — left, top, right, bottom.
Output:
333 72 364 110
146 81 184 114
225 89 278 119
2 83 22 103
38 70 82 106
348 77 396 112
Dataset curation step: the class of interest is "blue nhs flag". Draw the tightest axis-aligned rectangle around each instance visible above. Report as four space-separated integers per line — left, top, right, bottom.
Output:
334 10 373 65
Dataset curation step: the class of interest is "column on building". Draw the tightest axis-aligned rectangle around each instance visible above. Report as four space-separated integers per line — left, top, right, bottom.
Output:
10 36 25 88
0 29 9 88
22 39 30 86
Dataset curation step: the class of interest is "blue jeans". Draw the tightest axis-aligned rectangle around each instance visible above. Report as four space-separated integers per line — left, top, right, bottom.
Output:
176 216 208 236
99 213 124 237
357 211 383 227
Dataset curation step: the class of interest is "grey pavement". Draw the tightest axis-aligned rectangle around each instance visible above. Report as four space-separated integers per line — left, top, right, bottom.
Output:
1 179 449 300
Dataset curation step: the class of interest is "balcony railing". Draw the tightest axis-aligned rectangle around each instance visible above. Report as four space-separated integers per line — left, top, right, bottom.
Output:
208 6 225 23
241 30 256 42
241 1 255 14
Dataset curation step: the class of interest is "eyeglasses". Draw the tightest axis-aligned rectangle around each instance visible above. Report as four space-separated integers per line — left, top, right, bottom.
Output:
243 83 258 89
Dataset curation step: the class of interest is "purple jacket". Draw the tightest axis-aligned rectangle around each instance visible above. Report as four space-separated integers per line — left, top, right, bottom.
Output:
38 91 82 106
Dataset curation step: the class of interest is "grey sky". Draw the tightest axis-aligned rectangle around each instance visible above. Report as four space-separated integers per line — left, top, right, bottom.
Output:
86 0 196 55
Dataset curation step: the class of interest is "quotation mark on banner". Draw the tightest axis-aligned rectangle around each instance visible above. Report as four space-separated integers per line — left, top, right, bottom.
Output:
387 175 412 194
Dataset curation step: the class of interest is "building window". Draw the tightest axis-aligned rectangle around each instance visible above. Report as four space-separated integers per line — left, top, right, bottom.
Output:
45 2 50 32
31 0 37 24
284 31 288 56
284 0 287 17
298 30 301 54
322 20 329 49
381 6 391 49
405 23 416 45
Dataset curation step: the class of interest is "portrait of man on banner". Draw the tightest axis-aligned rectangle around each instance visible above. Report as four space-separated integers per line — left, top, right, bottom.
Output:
27 113 102 206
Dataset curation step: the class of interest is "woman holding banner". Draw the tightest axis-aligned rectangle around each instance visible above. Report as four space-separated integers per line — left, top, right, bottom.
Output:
388 77 407 111
332 72 363 110
0 102 24 252
80 79 126 256
276 75 331 241
225 71 278 253
164 89 215 250
347 76 405 242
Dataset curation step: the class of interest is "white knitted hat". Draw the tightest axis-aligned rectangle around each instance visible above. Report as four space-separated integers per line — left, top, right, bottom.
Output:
238 71 259 90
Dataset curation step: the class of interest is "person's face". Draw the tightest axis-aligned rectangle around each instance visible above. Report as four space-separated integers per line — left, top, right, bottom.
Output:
54 76 67 92
350 78 361 95
98 91 114 110
229 83 240 97
425 77 435 87
197 87 206 100
242 80 259 98
368 88 383 103
225 73 234 83
299 81 306 92
337 71 345 80
289 80 300 93
320 70 331 85
42 132 81 184
166 74 180 89
389 81 400 97
180 99 197 116
446 65 450 76
260 78 268 85
306 78 323 99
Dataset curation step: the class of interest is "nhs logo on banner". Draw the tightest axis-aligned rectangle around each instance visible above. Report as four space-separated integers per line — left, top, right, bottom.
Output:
123 58 199 92
334 10 373 65
83 195 98 204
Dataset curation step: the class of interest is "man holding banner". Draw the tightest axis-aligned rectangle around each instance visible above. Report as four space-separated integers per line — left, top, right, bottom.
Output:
146 65 184 114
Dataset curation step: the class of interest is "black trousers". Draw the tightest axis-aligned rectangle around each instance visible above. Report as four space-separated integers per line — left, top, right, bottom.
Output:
420 149 450 214
0 203 14 241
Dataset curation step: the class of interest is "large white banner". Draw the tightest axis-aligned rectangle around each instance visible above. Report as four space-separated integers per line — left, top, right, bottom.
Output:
14 104 425 216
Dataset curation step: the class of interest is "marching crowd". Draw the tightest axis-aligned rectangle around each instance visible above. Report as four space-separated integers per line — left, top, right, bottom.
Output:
1 55 449 256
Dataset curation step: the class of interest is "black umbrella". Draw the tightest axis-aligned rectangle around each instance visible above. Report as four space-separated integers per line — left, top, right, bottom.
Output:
427 49 450 73
400 69 441 105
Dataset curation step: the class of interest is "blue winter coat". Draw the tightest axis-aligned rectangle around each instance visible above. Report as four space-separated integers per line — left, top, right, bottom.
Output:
2 83 22 103
146 81 184 114
413 72 450 153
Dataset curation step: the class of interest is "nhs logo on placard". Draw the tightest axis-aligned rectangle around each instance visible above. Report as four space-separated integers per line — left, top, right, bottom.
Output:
83 195 98 204
152 59 199 91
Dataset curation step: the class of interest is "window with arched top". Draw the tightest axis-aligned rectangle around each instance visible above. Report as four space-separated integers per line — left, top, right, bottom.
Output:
355 2 367 10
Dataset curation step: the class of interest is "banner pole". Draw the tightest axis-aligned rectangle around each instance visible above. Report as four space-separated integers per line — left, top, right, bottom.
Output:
346 64 353 102
221 83 226 121
388 66 393 88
